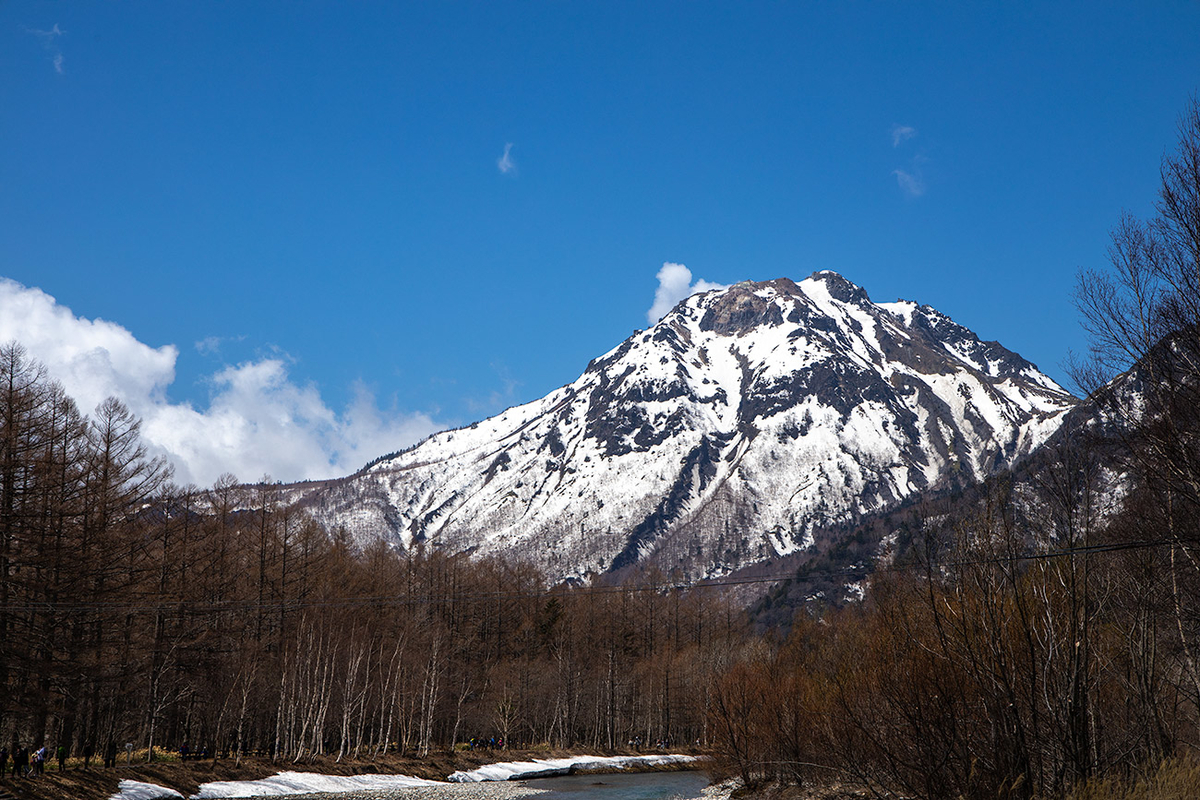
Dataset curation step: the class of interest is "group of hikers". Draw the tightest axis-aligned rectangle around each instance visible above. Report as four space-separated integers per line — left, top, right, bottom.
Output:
0 740 122 777
466 736 505 750
626 735 673 751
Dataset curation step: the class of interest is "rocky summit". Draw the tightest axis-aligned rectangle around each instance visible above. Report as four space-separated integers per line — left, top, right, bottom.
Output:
296 272 1077 582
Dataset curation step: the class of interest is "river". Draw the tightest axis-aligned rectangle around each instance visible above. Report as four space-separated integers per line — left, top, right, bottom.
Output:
516 770 711 800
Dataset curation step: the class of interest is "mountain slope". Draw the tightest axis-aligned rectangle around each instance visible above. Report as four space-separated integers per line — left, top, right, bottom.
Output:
300 272 1076 582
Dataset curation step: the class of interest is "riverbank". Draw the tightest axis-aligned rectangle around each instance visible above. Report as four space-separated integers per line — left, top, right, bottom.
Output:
0 748 706 800
233 785 548 800
704 780 871 800
191 773 878 800
284 770 721 800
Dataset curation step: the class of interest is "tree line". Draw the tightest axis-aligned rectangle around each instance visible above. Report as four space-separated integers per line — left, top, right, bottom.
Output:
0 347 747 764
704 98 1200 799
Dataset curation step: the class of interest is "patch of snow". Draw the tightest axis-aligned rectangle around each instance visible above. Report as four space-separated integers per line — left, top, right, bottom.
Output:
448 754 700 782
109 780 184 800
767 526 807 556
797 276 882 368
879 300 917 326
193 771 440 798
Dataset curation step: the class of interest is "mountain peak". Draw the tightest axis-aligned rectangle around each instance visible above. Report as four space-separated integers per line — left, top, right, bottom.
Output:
805 270 872 305
297 270 1077 583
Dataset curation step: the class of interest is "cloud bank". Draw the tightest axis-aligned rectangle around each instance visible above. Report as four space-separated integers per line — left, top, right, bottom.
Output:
647 262 726 324
0 279 443 486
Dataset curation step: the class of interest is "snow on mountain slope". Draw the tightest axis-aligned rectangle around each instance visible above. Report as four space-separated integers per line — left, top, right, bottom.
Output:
301 273 1077 582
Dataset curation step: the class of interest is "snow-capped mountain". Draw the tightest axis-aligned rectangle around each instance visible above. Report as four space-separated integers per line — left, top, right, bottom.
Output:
299 272 1077 582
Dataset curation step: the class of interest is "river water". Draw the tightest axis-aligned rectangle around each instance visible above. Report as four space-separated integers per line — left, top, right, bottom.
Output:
516 770 711 800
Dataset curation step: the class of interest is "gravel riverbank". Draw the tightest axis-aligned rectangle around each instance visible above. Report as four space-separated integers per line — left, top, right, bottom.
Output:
273 777 735 800
270 778 734 800
254 784 549 800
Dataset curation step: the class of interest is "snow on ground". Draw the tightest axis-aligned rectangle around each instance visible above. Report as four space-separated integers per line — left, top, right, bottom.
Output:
110 771 444 799
193 771 442 797
448 753 701 782
110 779 184 800
107 756 702 799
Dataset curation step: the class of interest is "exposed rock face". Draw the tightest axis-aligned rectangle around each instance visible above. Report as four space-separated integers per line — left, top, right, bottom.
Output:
298 272 1077 582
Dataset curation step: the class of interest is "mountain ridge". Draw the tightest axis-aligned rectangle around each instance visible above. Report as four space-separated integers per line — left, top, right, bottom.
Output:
293 271 1077 582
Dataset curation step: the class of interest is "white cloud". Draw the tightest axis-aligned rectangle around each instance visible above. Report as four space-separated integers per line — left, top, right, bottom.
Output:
891 128 928 197
646 262 726 324
28 23 64 39
26 24 65 74
497 142 516 175
195 334 246 357
195 336 223 356
892 167 926 198
0 278 443 486
891 124 916 147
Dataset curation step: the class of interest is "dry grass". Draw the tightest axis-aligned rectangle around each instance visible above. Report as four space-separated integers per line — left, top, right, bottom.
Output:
1063 758 1200 800
727 780 870 800
724 760 1200 800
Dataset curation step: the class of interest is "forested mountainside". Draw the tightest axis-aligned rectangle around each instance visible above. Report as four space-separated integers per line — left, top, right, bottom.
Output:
746 371 1135 631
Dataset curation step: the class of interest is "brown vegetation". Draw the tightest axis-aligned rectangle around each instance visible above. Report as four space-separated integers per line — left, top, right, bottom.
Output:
706 96 1200 800
0 340 743 778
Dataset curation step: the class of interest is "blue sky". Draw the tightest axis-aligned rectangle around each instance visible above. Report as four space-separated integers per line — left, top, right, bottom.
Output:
3 2 1199 484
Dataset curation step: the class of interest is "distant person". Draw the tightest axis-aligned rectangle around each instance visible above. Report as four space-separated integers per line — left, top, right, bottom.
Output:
56 745 66 771
104 740 117 769
83 742 94 769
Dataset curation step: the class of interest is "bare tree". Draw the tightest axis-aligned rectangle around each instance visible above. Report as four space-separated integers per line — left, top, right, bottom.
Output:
1075 94 1200 719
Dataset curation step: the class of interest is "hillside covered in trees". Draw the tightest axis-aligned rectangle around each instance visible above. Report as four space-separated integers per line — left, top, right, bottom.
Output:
0 342 746 765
